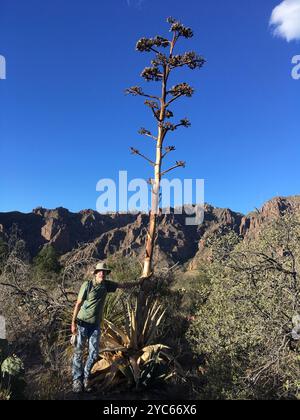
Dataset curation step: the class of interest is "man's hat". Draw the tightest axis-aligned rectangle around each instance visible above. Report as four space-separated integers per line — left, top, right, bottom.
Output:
93 262 112 275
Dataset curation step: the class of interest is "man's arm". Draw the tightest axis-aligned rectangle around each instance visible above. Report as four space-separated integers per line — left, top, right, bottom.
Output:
117 275 151 290
117 282 138 290
71 281 89 333
71 298 83 334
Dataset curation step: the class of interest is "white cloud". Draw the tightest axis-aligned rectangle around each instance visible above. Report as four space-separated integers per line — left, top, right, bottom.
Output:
270 0 300 41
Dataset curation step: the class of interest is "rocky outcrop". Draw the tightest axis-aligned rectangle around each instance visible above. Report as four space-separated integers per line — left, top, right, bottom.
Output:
240 196 300 239
0 196 299 270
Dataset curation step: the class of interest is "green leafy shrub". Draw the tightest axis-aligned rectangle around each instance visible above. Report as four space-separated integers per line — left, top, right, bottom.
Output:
1 355 24 377
0 238 8 270
33 246 61 274
106 255 141 283
1 355 26 400
187 214 300 400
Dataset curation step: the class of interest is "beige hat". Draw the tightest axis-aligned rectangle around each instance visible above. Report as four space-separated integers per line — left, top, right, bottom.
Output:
93 262 112 275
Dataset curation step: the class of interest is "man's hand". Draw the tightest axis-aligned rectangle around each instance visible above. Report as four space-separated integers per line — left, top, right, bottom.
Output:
139 272 153 280
71 298 83 334
138 273 153 286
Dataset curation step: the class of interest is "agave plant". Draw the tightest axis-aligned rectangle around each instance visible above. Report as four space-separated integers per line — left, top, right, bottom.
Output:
90 296 181 392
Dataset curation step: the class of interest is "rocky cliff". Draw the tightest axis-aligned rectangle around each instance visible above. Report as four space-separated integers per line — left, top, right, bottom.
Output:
0 196 299 269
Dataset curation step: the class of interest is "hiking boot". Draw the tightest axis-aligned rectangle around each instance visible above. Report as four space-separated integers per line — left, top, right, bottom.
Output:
73 380 83 394
84 378 93 393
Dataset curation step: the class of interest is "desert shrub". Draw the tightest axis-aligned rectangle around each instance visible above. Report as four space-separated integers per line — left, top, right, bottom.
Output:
171 266 211 316
106 255 141 283
0 235 73 400
33 246 61 275
26 369 69 400
0 339 26 400
187 214 300 400
1 355 26 400
0 238 8 270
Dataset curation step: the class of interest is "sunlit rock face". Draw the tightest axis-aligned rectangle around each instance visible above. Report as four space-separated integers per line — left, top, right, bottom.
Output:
0 196 299 270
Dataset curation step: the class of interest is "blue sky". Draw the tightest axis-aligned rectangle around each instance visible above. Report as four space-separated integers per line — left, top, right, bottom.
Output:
0 0 299 215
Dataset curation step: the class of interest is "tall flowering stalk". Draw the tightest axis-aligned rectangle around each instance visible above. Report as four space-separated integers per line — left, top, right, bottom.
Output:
126 17 205 278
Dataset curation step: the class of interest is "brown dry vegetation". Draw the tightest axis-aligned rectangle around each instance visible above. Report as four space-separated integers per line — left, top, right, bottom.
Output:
0 211 300 400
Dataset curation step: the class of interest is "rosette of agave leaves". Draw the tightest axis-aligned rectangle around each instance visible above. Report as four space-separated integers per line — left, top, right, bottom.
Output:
90 295 183 392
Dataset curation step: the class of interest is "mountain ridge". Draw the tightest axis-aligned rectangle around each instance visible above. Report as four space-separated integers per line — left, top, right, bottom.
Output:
1 195 299 269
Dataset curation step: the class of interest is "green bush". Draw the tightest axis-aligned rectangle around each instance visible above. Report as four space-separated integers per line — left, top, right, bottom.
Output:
0 238 8 269
187 214 300 400
33 246 61 274
106 255 141 283
0 354 26 400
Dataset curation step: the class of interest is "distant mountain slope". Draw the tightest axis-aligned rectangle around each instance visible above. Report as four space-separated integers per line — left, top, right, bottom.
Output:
0 196 299 269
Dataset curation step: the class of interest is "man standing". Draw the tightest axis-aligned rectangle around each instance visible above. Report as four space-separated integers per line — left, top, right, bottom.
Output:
71 261 146 393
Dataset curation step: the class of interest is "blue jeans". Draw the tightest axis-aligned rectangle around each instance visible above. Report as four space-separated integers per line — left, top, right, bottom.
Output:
72 324 101 383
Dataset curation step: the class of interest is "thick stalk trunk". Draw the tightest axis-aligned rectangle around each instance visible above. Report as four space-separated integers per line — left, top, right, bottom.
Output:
142 137 162 278
142 68 168 278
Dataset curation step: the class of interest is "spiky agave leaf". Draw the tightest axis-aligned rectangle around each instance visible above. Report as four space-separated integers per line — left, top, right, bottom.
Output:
102 291 125 329
101 326 124 349
91 355 128 389
144 308 166 345
139 356 171 388
127 299 138 349
104 319 130 347
139 344 171 364
141 302 161 344
129 356 141 387
91 358 111 375
91 296 178 392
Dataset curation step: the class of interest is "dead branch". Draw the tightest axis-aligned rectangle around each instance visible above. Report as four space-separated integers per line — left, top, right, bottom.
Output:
160 161 186 176
130 148 155 166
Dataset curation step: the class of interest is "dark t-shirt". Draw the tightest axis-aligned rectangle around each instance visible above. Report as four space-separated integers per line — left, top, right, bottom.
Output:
77 279 119 326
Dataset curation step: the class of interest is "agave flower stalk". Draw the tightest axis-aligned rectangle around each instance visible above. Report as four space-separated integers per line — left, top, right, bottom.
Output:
127 17 205 278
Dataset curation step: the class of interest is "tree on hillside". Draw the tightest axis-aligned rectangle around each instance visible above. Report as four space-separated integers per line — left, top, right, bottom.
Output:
0 238 8 270
127 17 205 278
33 246 61 274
